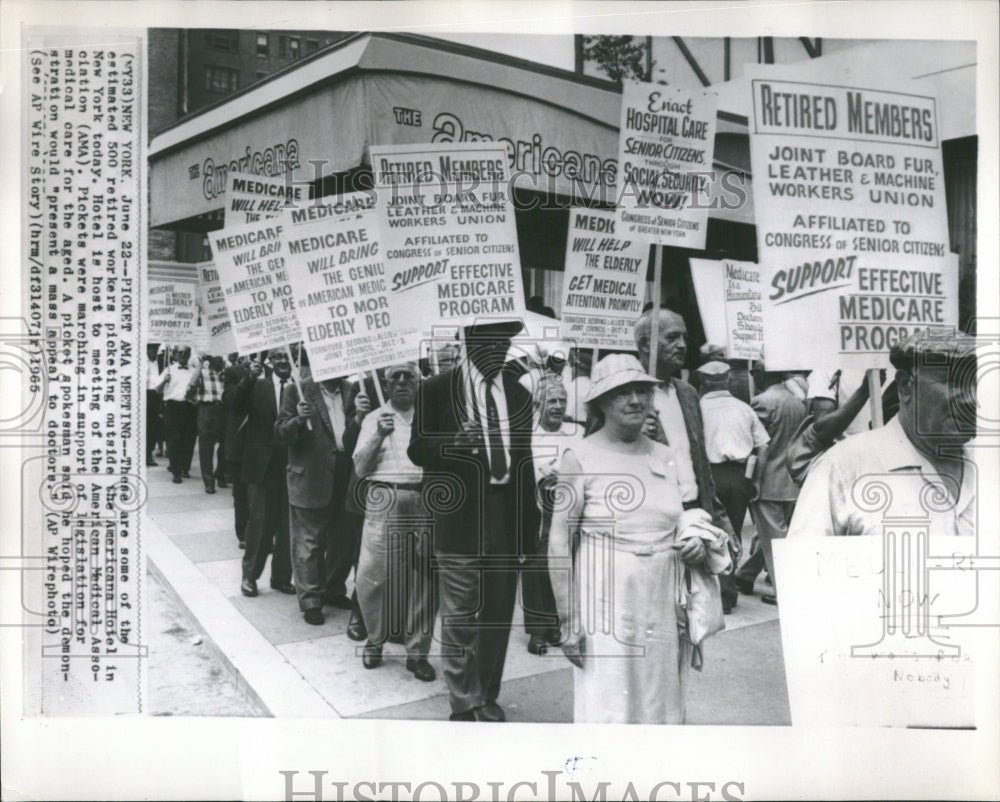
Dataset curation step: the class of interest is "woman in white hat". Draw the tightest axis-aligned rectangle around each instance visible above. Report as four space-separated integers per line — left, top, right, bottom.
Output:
548 353 727 723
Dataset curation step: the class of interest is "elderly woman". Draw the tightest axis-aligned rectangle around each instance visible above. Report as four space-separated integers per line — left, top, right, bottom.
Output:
549 354 729 724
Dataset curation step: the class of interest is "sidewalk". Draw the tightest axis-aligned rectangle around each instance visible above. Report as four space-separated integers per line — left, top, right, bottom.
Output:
145 460 790 724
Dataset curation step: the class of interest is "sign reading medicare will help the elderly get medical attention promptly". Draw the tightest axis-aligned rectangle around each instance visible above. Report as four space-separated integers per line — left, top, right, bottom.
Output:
196 262 237 356
690 258 765 361
616 81 718 249
560 208 648 351
209 218 302 355
225 171 312 227
748 69 957 370
280 193 419 381
370 142 526 333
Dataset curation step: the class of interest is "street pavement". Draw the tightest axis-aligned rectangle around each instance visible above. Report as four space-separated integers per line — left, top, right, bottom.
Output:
145 458 790 724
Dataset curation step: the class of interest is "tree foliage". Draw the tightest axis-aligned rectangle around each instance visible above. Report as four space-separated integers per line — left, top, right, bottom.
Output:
582 35 649 84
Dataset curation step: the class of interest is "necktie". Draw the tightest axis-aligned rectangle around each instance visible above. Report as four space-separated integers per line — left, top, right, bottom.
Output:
279 379 287 408
484 380 507 480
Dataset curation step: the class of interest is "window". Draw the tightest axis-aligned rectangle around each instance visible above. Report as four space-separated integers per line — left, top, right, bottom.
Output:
205 30 238 51
204 66 239 94
256 33 269 57
278 36 287 58
289 37 300 59
306 39 319 55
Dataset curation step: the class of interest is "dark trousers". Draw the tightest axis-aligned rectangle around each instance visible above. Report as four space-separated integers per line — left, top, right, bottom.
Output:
146 391 162 459
738 500 796 592
228 459 249 545
242 460 291 585
163 400 196 477
435 491 519 715
521 506 559 635
196 403 225 488
710 460 751 609
325 453 363 598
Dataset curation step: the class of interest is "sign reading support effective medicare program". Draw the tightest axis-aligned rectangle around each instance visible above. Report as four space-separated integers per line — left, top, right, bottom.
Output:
281 193 418 380
560 208 648 351
209 218 302 355
749 73 957 370
617 81 718 248
370 142 525 332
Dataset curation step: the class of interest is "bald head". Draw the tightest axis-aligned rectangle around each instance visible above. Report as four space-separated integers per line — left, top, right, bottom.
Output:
634 309 687 378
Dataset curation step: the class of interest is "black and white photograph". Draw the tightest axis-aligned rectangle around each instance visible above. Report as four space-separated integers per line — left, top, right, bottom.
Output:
1 2 998 800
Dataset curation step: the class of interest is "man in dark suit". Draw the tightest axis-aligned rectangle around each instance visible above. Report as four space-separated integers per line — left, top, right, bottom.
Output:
408 320 537 722
274 371 371 625
225 348 296 598
221 359 250 548
634 308 738 611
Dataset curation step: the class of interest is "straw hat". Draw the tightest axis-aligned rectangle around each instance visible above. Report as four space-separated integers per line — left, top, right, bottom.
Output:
584 354 660 403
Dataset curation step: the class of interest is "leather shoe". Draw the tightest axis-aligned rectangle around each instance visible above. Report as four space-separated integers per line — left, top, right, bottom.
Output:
270 582 296 595
449 709 476 722
172 474 182 484
324 593 353 610
406 657 436 682
475 701 505 722
240 578 258 597
761 594 778 606
216 479 229 489
544 629 563 646
723 604 734 614
205 485 216 494
346 611 367 641
146 458 158 467
304 607 325 625
238 541 246 550
182 470 191 478
735 577 755 595
362 643 382 669
527 634 548 655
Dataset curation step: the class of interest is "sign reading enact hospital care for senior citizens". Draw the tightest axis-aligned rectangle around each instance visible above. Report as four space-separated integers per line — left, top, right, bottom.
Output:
616 82 718 249
281 192 418 380
209 218 302 354
370 142 525 332
749 71 957 370
560 208 648 351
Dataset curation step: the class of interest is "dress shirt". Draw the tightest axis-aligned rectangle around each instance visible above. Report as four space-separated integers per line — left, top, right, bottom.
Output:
157 364 195 403
699 390 770 463
354 401 422 483
651 383 698 502
789 416 975 537
319 383 348 452
465 361 511 484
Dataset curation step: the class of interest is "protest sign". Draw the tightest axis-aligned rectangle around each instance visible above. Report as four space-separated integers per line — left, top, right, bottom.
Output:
148 277 198 343
225 171 311 226
616 82 718 249
370 142 525 333
195 261 237 356
281 193 418 380
560 208 647 351
749 72 958 370
208 218 301 355
690 258 764 360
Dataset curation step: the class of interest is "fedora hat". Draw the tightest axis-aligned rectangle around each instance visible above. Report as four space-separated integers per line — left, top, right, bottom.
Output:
584 354 660 403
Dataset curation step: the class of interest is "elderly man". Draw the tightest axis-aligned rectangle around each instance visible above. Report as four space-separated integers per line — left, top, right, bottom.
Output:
352 363 436 681
189 354 227 494
634 309 737 610
226 349 295 598
408 320 536 722
155 346 197 484
789 331 977 538
274 362 371 625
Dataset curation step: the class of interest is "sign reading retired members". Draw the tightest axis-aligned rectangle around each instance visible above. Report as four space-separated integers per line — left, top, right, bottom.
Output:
209 218 301 355
560 209 648 351
196 262 237 355
281 193 418 380
225 171 311 227
148 278 197 341
749 72 957 369
690 258 765 361
616 82 718 249
370 142 525 331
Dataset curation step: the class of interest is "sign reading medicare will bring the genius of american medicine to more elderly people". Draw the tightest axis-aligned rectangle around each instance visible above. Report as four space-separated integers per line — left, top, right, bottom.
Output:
749 71 958 371
280 192 418 381
209 217 302 355
560 208 649 351
369 141 526 334
616 81 718 249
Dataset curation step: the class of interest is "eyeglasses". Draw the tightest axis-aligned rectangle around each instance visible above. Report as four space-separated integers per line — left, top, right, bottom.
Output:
386 373 417 384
